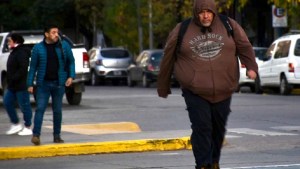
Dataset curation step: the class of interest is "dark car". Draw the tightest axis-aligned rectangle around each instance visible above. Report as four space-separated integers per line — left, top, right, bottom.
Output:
127 49 163 87
127 49 164 87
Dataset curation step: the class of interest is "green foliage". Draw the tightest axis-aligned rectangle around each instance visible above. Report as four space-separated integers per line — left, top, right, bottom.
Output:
102 0 183 55
0 0 37 30
74 0 105 31
1 0 300 54
31 0 74 28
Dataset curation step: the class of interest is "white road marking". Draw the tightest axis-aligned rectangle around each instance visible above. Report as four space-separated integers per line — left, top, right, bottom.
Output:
271 126 300 132
228 128 298 136
225 135 241 138
222 163 300 169
159 152 180 156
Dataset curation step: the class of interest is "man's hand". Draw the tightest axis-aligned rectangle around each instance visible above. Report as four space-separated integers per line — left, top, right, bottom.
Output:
28 87 34 94
157 89 171 98
247 70 257 80
65 78 73 87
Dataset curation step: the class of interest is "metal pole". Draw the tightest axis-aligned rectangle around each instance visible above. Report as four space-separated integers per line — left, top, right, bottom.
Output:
149 0 153 49
136 0 143 53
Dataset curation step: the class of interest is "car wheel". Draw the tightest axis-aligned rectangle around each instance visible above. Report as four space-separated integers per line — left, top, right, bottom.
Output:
280 75 291 95
254 76 263 94
142 74 150 88
91 71 99 86
127 74 135 87
66 90 82 105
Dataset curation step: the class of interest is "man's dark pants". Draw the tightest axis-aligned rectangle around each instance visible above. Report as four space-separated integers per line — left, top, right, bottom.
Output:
182 89 231 167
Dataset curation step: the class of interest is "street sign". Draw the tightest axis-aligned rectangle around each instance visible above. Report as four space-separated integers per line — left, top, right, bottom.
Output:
272 5 288 27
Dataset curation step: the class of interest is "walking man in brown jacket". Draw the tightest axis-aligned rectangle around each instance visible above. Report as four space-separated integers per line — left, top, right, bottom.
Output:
157 0 258 168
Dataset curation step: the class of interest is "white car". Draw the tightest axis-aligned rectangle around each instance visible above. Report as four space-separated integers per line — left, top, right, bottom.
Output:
238 47 268 93
256 33 300 95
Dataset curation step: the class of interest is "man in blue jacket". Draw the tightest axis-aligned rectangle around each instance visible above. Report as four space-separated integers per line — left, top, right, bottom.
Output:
27 25 75 145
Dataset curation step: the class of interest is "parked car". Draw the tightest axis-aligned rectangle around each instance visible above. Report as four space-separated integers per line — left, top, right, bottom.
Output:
127 49 178 87
238 47 268 93
256 33 300 95
89 47 132 85
127 49 162 87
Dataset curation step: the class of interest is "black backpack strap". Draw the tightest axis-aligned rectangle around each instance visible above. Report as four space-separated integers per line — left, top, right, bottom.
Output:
175 17 192 55
219 14 234 38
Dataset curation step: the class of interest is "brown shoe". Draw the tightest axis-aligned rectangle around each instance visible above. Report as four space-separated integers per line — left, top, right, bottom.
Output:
54 136 64 143
31 136 40 145
212 163 220 169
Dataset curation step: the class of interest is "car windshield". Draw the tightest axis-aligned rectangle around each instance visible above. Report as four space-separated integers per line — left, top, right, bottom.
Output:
255 48 267 61
23 35 44 44
150 52 163 62
101 49 129 58
150 52 163 65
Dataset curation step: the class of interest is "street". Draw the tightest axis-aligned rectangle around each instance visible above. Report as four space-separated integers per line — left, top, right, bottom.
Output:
0 85 300 168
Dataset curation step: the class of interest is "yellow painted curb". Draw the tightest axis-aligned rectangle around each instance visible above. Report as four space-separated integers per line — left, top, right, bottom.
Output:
45 122 141 135
0 137 191 160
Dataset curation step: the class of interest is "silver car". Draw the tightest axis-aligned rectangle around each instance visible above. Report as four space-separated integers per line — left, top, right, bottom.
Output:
89 47 132 85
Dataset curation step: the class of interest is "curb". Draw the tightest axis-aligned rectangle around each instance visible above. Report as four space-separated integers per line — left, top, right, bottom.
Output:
0 137 191 160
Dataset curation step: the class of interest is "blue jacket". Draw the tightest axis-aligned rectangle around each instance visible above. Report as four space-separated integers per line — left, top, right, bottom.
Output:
27 39 75 87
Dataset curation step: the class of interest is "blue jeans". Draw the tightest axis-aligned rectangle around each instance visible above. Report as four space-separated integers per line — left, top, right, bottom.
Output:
33 81 65 137
181 89 231 167
4 89 32 127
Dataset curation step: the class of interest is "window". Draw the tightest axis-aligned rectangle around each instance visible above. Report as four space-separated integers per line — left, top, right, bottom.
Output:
254 48 267 61
150 51 163 64
101 49 130 58
294 39 300 56
264 44 275 61
274 40 290 59
140 53 149 65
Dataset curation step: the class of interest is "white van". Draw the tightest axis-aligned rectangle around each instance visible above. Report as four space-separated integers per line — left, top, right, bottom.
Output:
256 33 300 95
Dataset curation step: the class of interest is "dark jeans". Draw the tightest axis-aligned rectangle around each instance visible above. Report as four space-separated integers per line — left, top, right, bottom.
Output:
33 81 65 136
4 89 32 127
181 89 231 167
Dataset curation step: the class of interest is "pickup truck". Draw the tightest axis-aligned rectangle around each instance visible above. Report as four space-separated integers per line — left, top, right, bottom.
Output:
0 30 90 105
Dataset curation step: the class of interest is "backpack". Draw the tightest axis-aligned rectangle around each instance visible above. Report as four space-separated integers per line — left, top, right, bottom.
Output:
175 14 234 54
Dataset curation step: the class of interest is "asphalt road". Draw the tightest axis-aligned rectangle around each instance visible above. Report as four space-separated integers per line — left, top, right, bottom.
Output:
0 85 300 168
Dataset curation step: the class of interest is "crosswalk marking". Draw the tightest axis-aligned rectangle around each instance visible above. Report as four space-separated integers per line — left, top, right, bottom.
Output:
228 128 298 136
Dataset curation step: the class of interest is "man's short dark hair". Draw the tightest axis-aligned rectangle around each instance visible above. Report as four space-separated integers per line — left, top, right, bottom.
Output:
10 33 24 44
44 24 59 33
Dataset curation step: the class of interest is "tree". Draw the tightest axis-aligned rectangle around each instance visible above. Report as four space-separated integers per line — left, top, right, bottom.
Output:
0 0 37 31
74 0 105 49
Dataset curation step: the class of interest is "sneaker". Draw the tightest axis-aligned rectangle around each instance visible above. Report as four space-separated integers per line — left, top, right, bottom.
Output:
18 127 33 136
54 136 64 143
6 124 23 135
31 136 40 145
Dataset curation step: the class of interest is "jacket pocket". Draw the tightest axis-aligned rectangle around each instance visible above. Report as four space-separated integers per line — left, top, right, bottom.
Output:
213 68 237 95
189 69 214 96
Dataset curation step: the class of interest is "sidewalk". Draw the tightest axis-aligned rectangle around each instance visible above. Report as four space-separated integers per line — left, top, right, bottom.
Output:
0 122 192 160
